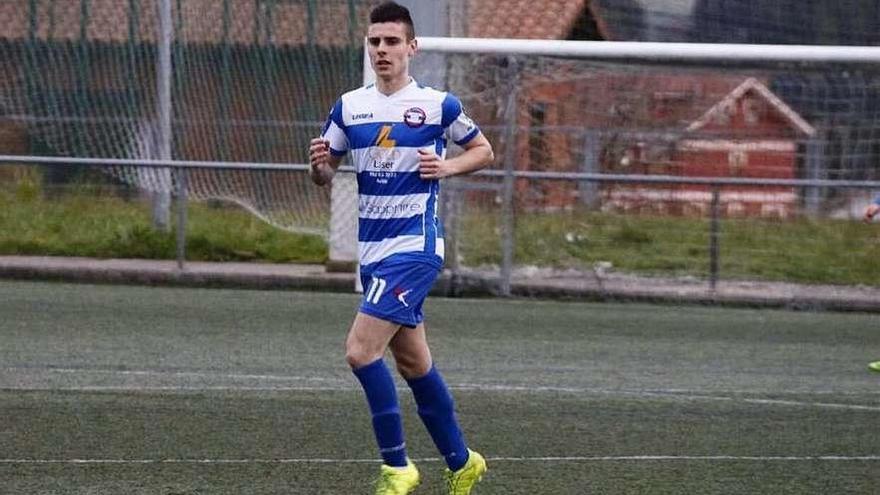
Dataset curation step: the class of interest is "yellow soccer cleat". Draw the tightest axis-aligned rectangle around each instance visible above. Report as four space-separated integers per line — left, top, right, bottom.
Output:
374 460 420 495
869 361 880 372
444 449 487 495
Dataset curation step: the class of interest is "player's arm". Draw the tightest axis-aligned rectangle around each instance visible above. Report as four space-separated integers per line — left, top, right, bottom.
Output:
308 138 343 186
310 98 348 186
418 133 494 180
864 196 880 223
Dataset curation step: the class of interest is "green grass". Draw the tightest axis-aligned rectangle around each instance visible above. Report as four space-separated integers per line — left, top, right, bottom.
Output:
0 185 326 263
460 208 880 285
1 281 878 494
2 183 879 285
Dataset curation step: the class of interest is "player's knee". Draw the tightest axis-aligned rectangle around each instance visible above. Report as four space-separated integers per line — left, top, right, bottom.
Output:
395 357 432 379
345 346 380 369
344 350 364 369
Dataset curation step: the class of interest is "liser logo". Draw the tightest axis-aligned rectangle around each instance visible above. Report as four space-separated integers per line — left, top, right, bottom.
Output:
352 112 373 120
368 147 399 171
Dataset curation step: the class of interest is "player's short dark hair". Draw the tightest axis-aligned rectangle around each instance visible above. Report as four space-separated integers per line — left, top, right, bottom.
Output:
369 1 415 40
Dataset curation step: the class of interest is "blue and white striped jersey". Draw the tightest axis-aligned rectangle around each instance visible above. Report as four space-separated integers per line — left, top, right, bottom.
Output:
321 79 480 270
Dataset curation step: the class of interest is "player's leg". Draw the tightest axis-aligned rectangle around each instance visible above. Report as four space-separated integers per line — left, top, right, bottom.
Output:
391 326 487 493
392 325 468 469
391 324 486 492
352 258 434 471
388 322 432 378
348 314 421 494
360 257 488 493
347 312 411 469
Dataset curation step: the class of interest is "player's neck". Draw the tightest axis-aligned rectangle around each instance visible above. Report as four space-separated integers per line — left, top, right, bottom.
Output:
376 75 412 96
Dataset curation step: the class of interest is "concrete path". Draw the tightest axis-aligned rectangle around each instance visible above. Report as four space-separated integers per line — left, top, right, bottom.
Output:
1 256 878 312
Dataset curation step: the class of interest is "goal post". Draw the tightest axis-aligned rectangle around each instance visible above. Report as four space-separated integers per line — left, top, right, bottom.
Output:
416 37 880 63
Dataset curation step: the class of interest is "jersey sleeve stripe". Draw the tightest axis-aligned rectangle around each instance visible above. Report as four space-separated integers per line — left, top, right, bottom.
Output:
441 93 462 129
454 127 480 146
322 120 349 155
330 99 346 130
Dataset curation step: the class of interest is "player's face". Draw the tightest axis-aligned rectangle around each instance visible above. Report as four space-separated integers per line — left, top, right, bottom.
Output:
366 22 416 83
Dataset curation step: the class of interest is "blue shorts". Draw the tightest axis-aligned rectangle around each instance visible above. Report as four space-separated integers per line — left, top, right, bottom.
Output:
359 257 441 328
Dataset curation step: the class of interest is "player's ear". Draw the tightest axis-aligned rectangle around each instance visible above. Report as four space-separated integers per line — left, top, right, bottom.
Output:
408 38 418 58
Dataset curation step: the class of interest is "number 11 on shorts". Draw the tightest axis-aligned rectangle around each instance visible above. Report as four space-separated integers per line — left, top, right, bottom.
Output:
365 276 386 304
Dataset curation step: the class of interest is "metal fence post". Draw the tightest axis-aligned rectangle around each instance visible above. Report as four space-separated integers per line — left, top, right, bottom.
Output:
804 138 825 217
499 56 519 297
581 131 601 209
154 0 173 232
441 179 463 295
176 166 187 270
709 186 721 292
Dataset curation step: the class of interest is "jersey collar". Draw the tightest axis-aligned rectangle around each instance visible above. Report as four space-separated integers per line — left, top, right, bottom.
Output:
375 77 417 99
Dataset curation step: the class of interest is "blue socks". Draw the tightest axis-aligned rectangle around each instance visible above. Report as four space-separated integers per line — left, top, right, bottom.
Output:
353 360 469 471
352 359 408 467
407 366 469 471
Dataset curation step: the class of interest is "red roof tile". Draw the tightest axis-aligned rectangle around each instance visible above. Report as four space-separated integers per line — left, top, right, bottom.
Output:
0 0 372 47
467 0 589 39
1 0 602 45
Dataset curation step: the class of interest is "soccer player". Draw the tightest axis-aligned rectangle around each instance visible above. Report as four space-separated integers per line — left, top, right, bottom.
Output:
308 2 494 493
864 195 880 224
864 196 880 372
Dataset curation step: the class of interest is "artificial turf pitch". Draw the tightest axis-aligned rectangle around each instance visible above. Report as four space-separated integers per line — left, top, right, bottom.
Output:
1 280 878 494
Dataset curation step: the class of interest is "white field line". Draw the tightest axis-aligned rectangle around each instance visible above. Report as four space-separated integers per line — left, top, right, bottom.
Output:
7 367 880 395
46 368 347 383
1 455 879 465
454 384 880 412
4 367 879 412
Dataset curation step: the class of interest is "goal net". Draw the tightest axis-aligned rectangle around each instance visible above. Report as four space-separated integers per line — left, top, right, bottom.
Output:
412 38 880 288
0 0 377 236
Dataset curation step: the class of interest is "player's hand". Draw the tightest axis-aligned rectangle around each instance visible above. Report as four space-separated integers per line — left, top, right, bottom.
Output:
309 138 331 184
309 138 330 169
418 149 451 180
864 203 880 223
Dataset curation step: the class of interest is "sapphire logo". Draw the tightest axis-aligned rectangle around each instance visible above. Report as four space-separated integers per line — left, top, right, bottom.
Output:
403 107 426 128
359 200 423 217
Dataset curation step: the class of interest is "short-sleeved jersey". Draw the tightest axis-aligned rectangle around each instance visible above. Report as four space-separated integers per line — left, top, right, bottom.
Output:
321 79 480 271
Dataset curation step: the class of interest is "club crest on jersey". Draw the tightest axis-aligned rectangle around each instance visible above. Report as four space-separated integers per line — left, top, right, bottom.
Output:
403 107 427 128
